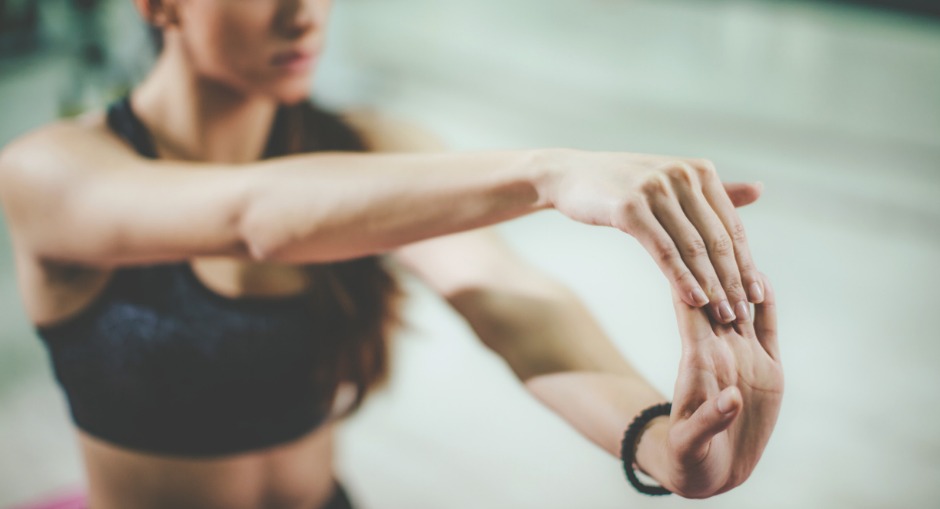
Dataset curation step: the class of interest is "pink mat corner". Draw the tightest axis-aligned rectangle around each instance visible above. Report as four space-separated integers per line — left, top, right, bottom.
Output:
8 488 86 509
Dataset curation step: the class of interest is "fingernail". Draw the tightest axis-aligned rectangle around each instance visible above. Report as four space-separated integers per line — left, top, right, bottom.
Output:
735 301 750 322
718 301 736 322
690 288 709 306
717 390 737 414
749 281 764 303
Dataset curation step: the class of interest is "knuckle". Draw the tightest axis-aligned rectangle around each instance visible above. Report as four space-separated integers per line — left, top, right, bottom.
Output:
620 197 643 217
722 278 746 299
692 159 717 179
706 281 724 300
710 234 734 257
683 237 709 258
675 269 697 287
737 259 757 278
664 163 696 186
654 241 680 265
614 198 645 230
729 221 748 244
641 174 671 198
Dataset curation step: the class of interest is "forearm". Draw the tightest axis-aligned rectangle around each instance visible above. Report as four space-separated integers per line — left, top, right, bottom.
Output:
240 149 550 262
527 372 669 472
449 276 669 473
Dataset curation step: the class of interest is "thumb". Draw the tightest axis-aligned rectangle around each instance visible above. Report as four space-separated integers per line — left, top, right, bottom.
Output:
724 182 763 208
675 387 742 464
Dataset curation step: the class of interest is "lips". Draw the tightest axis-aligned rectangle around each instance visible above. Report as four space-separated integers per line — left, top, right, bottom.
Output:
271 49 317 72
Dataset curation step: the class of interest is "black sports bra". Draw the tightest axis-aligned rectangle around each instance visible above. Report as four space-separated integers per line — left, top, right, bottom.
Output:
35 96 363 456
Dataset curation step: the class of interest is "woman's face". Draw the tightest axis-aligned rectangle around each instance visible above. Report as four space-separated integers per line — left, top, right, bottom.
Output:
153 0 333 104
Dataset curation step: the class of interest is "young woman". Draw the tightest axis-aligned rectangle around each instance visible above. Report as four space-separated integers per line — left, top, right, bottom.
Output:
0 1 783 508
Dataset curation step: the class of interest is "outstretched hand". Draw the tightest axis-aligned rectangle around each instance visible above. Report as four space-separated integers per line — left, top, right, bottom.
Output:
542 150 764 326
639 272 783 498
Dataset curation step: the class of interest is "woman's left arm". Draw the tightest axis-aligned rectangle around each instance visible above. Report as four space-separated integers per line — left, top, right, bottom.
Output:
393 229 783 499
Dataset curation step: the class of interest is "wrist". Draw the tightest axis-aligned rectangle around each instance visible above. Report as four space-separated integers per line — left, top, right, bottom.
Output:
527 147 574 211
634 415 671 485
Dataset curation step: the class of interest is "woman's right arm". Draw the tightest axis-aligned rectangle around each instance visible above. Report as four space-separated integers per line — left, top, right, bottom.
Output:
0 119 543 267
0 117 764 319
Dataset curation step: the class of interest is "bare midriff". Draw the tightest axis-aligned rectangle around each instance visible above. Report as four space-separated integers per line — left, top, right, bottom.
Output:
78 422 339 509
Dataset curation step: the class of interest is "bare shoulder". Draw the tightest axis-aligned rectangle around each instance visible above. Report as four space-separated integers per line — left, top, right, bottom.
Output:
338 107 448 152
1 111 110 158
1 113 91 203
0 111 142 234
0 111 129 186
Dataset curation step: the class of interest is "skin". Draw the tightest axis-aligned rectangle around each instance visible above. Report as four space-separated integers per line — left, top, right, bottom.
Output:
0 0 783 507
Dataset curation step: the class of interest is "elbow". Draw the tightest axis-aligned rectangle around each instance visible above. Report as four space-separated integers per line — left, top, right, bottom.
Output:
237 196 283 262
240 230 275 262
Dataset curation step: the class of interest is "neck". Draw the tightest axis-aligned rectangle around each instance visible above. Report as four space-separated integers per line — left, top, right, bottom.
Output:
132 46 280 164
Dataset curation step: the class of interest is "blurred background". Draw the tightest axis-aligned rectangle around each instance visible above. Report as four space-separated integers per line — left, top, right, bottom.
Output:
1 0 939 508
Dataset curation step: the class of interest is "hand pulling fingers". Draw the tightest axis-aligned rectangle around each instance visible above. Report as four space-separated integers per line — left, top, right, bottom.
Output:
697 162 764 305
626 204 708 309
648 190 733 324
665 168 748 324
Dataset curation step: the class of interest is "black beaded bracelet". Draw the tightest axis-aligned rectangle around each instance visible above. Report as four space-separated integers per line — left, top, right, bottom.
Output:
620 402 673 496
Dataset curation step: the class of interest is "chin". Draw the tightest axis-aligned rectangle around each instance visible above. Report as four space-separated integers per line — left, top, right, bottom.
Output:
278 92 312 105
269 77 314 105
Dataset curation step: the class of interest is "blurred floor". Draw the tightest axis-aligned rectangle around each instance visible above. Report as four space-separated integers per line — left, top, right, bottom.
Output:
1 0 939 508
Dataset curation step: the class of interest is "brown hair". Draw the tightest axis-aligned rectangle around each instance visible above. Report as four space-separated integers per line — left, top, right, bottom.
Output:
268 103 405 418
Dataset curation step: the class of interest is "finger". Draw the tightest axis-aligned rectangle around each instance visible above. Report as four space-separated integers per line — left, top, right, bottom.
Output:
670 284 714 341
649 190 735 324
664 171 747 324
673 386 742 465
723 181 763 208
628 204 709 308
697 165 764 305
753 272 779 360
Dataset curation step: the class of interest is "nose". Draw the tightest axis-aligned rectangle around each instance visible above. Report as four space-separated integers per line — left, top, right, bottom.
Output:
277 0 320 39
